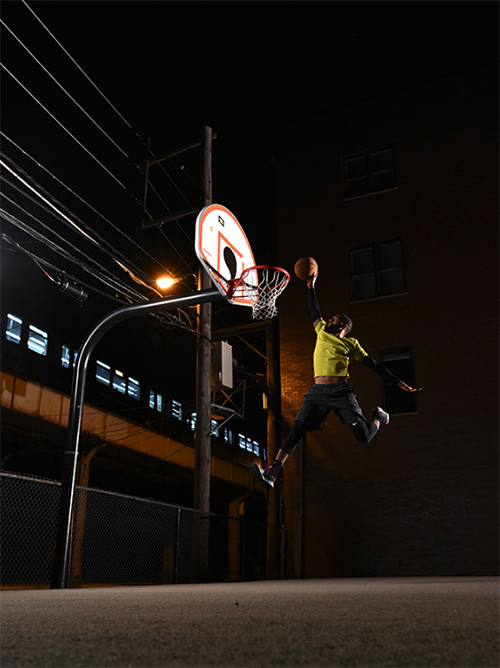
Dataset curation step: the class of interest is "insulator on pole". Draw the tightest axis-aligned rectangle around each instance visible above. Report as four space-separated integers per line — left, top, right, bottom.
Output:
55 275 88 302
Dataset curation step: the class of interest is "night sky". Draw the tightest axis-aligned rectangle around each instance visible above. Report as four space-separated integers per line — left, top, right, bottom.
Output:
1 0 498 326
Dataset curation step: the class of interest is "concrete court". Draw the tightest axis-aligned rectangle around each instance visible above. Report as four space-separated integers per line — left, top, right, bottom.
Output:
1 577 498 668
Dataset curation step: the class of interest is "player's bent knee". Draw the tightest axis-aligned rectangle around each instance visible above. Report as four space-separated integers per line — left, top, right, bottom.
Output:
350 421 375 444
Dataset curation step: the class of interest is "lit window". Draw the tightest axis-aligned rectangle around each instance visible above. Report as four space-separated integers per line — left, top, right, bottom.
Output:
239 434 246 450
223 428 233 445
61 345 70 368
343 147 397 199
27 325 48 356
172 400 182 421
112 369 126 394
190 412 197 431
211 420 219 438
6 314 22 344
349 239 406 301
96 361 111 385
253 441 260 455
380 349 418 414
128 377 140 400
149 390 155 409
156 393 163 413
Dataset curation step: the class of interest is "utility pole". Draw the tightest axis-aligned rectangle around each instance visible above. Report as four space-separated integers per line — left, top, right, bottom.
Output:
193 126 213 581
266 319 282 579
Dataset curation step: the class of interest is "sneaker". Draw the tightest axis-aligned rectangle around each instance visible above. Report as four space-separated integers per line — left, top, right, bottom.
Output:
372 406 390 426
250 462 276 489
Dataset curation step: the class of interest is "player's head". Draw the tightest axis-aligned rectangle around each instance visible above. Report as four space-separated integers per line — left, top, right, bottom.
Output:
338 313 352 335
326 313 352 337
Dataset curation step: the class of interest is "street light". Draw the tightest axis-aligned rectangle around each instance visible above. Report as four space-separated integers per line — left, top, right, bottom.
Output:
156 276 179 289
156 273 197 290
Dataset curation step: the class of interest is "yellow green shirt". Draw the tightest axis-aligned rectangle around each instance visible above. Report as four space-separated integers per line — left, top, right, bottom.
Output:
313 320 368 377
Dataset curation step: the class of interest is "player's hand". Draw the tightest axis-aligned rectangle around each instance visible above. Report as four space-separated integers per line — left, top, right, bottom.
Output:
398 381 422 392
306 273 317 289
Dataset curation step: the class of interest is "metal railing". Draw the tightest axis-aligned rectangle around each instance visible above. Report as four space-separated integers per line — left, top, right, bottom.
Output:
0 471 270 588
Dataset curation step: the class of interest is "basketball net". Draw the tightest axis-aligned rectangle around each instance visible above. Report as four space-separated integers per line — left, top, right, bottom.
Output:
227 265 290 320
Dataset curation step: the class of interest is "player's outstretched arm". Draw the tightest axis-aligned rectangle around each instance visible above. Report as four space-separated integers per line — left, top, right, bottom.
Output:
362 356 422 391
397 380 422 392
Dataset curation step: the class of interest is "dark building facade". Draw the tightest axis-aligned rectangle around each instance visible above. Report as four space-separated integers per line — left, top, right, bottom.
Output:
276 64 498 578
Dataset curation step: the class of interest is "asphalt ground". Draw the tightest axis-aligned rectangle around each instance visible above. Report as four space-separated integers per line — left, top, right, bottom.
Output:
1 577 498 668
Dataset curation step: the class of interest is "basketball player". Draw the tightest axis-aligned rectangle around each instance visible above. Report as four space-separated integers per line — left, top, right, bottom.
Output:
250 273 421 489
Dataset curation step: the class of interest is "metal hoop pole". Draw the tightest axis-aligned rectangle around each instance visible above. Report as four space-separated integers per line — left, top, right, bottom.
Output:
50 288 223 589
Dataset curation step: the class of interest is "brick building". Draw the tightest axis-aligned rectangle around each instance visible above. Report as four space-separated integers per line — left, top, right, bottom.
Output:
276 64 498 577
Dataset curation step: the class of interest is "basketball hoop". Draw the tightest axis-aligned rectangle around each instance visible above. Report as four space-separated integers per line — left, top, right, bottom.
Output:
195 205 290 317
227 265 290 320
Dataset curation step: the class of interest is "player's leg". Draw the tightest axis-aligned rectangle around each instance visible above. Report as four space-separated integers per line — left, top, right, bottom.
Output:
333 385 390 444
349 406 389 442
250 420 308 489
372 406 390 428
348 419 378 443
250 386 329 489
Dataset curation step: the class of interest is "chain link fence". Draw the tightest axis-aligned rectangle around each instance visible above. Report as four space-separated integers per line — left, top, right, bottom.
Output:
1 472 270 588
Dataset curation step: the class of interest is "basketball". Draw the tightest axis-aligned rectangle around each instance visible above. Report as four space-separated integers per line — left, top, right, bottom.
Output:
294 257 318 281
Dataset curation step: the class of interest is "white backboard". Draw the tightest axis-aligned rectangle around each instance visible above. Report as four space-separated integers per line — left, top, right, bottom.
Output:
195 204 257 306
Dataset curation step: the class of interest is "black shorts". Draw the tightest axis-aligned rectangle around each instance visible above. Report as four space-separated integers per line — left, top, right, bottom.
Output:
295 381 366 430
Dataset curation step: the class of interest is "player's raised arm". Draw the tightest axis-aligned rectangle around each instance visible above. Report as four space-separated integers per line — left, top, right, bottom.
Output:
293 257 320 328
306 275 321 328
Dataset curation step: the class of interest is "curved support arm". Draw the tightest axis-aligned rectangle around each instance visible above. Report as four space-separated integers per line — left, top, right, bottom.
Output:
51 288 223 588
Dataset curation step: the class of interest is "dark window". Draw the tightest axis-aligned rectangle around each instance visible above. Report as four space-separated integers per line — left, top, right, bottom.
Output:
380 349 417 414
349 239 406 301
343 147 397 199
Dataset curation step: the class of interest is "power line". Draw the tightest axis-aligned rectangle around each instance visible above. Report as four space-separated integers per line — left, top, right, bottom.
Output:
2 153 200 308
2 23 201 289
1 233 131 305
0 189 149 300
149 153 195 209
0 18 142 171
144 165 199 274
2 5 203 299
157 224 197 275
0 63 139 200
0 133 176 277
1 209 148 303
0 154 165 294
21 0 145 145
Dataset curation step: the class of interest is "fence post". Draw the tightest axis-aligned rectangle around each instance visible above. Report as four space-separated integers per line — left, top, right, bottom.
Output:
174 507 182 584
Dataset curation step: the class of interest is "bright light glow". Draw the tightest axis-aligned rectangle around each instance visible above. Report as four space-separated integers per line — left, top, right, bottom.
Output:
157 277 177 289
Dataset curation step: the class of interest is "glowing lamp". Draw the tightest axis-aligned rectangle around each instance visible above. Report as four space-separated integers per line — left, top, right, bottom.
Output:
156 277 178 289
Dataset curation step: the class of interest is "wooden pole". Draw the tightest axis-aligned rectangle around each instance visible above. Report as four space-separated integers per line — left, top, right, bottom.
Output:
193 126 213 581
266 320 282 579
